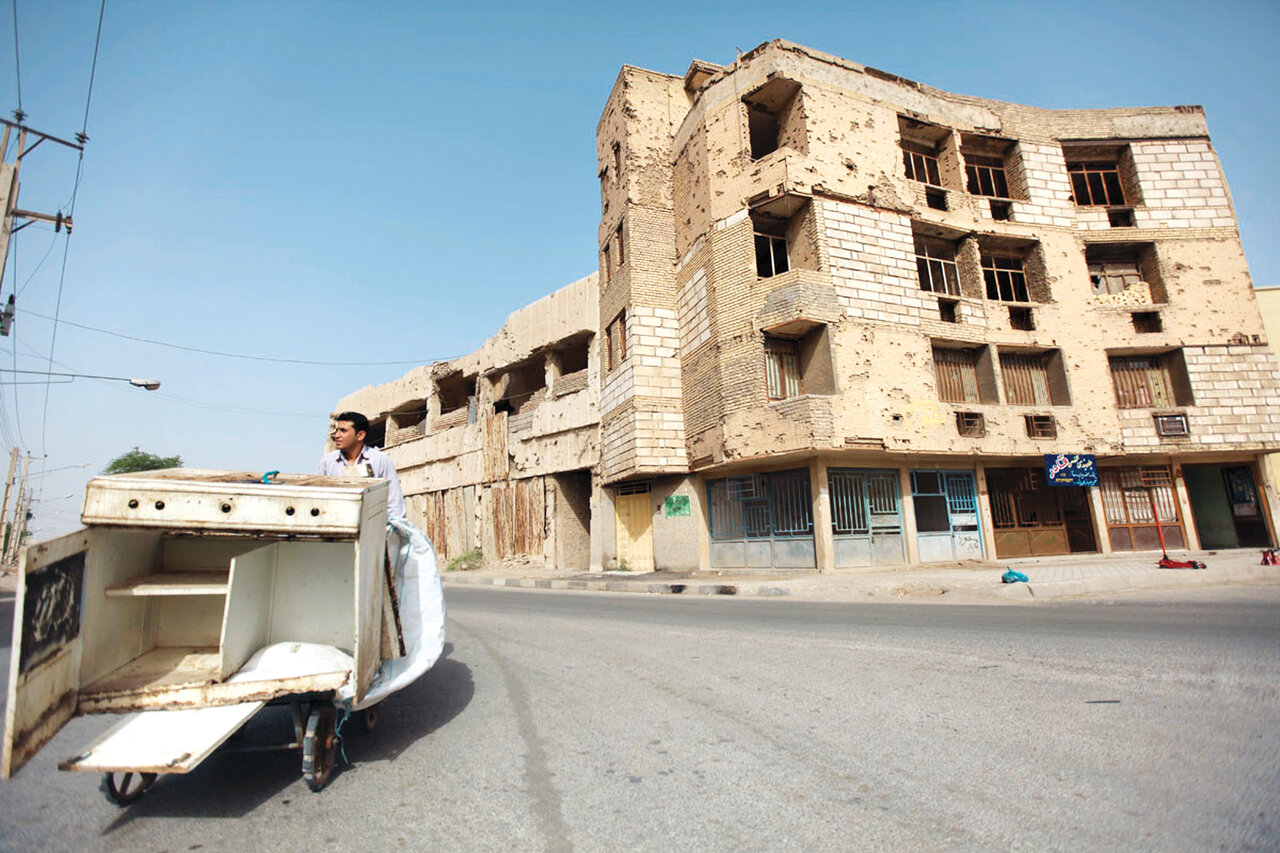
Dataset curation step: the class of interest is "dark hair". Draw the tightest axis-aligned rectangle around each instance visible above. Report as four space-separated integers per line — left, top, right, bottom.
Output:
334 411 369 434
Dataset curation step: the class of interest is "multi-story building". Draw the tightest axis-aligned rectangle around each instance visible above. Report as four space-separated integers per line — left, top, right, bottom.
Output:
335 40 1279 573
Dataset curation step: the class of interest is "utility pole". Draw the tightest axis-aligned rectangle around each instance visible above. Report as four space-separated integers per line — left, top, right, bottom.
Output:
0 446 17 557
4 452 30 565
0 118 84 330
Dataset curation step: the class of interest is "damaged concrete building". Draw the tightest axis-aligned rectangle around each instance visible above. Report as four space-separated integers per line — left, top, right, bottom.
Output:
334 39 1280 572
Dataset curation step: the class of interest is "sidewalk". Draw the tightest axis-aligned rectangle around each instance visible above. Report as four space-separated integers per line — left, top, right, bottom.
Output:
440 548 1280 603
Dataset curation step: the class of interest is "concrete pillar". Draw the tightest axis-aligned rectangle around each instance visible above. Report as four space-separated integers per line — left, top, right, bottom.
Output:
1257 453 1280 547
810 459 834 572
898 465 920 565
691 473 710 573
588 476 613 573
974 463 997 561
1172 459 1201 550
1088 484 1113 554
545 351 562 395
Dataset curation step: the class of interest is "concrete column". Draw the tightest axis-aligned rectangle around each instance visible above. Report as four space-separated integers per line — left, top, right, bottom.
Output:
1172 460 1201 550
1088 485 1113 553
545 351 562 395
898 465 920 565
1257 453 1280 547
588 476 613 573
691 473 710 573
810 459 834 572
974 463 997 561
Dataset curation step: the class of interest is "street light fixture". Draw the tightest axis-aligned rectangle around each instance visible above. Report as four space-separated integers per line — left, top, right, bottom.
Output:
0 369 161 390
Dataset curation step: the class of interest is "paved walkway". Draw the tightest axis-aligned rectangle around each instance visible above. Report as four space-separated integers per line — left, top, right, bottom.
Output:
441 547 1280 603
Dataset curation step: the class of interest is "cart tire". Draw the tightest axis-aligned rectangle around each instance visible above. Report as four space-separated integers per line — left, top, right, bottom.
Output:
100 771 157 806
302 705 338 792
359 703 381 733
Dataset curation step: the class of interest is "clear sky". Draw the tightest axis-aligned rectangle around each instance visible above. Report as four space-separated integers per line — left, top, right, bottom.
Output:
4 0 1278 537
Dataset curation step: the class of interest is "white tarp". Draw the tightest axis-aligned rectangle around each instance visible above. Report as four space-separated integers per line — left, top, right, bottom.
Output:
342 518 447 710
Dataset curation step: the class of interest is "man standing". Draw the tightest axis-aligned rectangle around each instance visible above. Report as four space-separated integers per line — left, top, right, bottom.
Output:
317 410 407 520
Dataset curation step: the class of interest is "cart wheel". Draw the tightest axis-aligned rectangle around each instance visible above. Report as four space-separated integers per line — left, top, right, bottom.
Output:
302 705 338 792
358 703 381 733
100 771 157 806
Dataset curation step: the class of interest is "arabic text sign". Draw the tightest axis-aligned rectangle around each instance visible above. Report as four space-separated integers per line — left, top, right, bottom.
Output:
1043 453 1098 487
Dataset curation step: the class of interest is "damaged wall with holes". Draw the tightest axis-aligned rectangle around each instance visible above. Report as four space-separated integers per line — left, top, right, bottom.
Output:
332 274 601 569
609 38 1280 475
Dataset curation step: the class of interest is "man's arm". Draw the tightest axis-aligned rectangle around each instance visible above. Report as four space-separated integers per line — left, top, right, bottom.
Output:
368 451 407 519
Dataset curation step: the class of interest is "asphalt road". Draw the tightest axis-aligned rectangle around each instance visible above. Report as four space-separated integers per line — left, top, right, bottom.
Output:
0 587 1277 852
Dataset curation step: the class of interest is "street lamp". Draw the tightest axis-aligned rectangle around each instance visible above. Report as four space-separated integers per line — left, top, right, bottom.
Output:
0 369 160 390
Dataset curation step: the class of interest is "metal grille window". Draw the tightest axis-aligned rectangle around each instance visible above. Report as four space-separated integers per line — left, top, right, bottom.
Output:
764 336 802 400
708 470 812 540
982 255 1030 302
914 236 961 296
902 142 942 186
1089 258 1142 295
605 311 627 371
829 469 900 535
1067 162 1126 206
934 347 981 404
1024 415 1057 439
1000 352 1052 406
1110 356 1173 408
1100 467 1179 526
965 154 1010 198
754 232 789 278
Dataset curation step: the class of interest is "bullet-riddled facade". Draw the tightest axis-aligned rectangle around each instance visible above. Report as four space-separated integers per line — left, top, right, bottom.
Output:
338 40 1279 573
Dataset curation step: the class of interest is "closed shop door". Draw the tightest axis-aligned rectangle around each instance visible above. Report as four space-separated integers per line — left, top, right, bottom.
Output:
987 467 1097 558
615 492 654 572
1098 466 1185 552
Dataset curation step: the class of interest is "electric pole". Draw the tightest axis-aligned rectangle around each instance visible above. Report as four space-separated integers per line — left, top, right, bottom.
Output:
4 452 30 565
0 446 17 557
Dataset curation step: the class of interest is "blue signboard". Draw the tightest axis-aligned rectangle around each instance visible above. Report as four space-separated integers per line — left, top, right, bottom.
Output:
1043 453 1098 487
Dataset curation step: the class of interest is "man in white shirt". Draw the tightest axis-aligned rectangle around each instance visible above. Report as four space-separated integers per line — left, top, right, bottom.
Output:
317 411 407 520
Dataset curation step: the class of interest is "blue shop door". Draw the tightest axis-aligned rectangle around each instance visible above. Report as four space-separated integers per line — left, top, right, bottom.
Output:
911 470 984 563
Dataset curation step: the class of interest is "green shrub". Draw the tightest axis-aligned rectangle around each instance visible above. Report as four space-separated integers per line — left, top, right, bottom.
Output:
445 549 484 572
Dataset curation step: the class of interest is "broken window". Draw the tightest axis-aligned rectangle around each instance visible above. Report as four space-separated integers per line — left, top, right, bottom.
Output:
602 243 611 282
1067 162 1126 207
743 78 803 160
436 371 477 426
599 168 608 212
605 311 627 371
933 346 992 404
982 255 1030 302
1108 351 1193 408
556 336 590 374
1089 258 1141 295
938 299 958 323
493 359 547 415
1131 311 1163 333
615 224 625 267
965 154 1010 199
364 418 387 449
750 199 819 280
902 141 942 186
1000 350 1068 406
1008 306 1034 331
1085 243 1164 300
387 400 427 445
956 411 986 437
915 235 961 296
613 142 622 183
1024 415 1057 439
764 336 802 400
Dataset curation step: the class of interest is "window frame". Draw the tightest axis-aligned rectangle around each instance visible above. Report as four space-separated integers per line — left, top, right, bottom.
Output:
1109 355 1175 409
964 154 1011 199
1089 257 1142 295
764 335 803 400
754 231 790 279
1067 161 1127 207
1000 352 1053 406
914 236 961 296
982 254 1030 303
902 140 942 187
605 311 628 372
934 347 982 404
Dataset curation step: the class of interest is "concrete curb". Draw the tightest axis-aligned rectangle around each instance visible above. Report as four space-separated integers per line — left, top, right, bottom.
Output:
441 573 779 596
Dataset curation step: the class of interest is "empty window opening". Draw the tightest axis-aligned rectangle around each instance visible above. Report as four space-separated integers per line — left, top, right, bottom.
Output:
743 78 803 160
493 359 547 415
436 371 477 426
915 235 961 296
1067 162 1126 207
1132 312 1163 334
765 336 802 400
956 411 986 437
965 154 1010 199
599 168 608 212
615 224 625 267
898 116 952 188
1008 306 1035 331
1024 415 1057 439
925 186 948 211
1001 350 1069 406
612 142 622 182
387 401 427 445
1109 351 1193 408
605 311 627 372
933 345 996 404
989 200 1013 221
556 337 590 375
602 243 611 282
938 299 959 323
364 418 387 449
982 255 1029 302
1108 209 1135 228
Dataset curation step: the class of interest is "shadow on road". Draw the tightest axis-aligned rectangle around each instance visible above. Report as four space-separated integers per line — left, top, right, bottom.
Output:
97 644 475 829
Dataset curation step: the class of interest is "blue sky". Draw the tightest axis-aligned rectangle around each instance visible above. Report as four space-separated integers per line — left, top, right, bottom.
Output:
4 0 1279 536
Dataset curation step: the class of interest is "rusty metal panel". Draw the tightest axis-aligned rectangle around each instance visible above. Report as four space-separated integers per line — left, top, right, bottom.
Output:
483 412 509 483
483 479 545 560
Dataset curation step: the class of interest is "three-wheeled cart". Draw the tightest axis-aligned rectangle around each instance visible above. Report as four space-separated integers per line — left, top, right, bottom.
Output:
2 469 445 803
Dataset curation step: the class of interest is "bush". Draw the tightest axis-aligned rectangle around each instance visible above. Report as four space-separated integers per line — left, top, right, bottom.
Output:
445 549 484 572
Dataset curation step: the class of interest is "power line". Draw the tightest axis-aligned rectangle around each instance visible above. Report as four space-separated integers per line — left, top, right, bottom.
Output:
23 309 456 366
79 0 104 140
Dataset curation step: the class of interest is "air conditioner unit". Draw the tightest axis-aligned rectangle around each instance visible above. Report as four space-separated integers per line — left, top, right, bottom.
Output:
1154 413 1189 437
